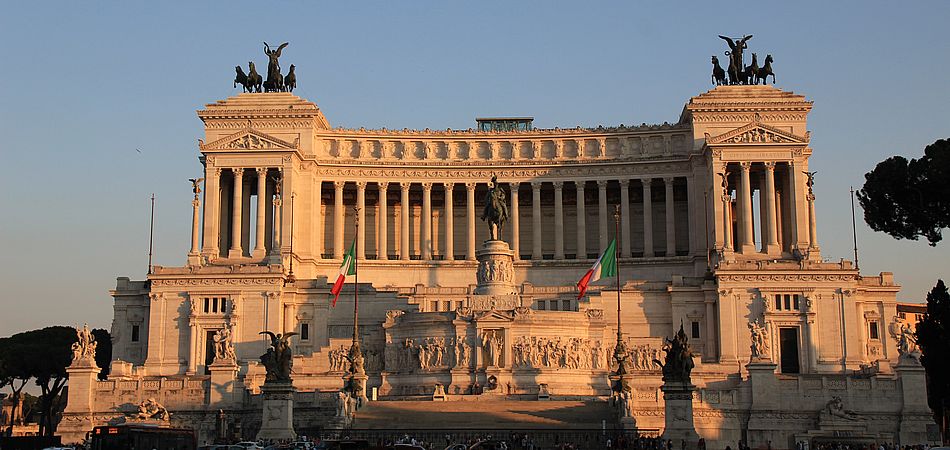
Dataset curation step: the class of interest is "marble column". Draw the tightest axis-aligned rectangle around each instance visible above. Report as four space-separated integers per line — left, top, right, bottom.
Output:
704 298 717 360
763 162 779 254
720 165 732 251
443 183 454 260
643 179 654 257
253 168 268 258
228 168 244 258
576 181 587 259
312 176 324 259
598 180 608 253
738 162 755 253
187 313 197 374
356 182 367 260
201 167 221 256
189 195 201 260
509 182 520 260
808 190 818 248
333 181 345 259
377 182 388 260
466 182 476 260
553 181 565 259
664 177 676 256
422 182 433 260
531 182 542 260
619 179 631 258
401 182 411 261
283 303 296 336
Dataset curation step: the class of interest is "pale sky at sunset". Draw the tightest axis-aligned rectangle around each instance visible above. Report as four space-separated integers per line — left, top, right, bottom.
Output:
1 1 948 337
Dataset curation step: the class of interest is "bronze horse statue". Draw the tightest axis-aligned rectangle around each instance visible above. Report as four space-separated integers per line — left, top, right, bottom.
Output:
246 62 263 93
233 66 249 92
756 54 775 85
284 65 296 92
711 56 726 86
744 53 760 86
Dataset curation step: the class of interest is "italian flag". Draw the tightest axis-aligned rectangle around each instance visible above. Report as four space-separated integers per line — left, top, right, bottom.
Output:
330 240 357 307
576 238 617 299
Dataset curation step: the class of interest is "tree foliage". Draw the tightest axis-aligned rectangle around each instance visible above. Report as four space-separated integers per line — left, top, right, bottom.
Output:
91 328 112 380
857 138 950 246
916 279 950 437
0 327 76 436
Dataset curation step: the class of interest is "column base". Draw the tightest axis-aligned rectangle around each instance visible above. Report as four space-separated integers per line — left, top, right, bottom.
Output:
187 253 202 266
228 248 244 258
765 243 781 256
739 243 756 254
252 248 267 259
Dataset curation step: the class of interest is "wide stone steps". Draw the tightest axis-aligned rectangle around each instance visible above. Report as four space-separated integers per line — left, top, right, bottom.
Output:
352 399 617 429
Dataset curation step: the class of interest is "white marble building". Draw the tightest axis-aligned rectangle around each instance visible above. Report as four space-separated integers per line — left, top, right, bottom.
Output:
61 86 933 447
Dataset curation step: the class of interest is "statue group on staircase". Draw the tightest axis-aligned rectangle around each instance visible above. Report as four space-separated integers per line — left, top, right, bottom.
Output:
711 35 776 85
234 42 298 93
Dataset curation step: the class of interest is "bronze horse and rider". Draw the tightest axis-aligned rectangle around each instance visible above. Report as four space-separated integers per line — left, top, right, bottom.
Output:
711 35 776 85
233 42 297 93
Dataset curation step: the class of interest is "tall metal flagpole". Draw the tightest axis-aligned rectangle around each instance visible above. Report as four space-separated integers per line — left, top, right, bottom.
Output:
148 194 155 275
285 193 296 285
614 205 622 348
352 206 360 349
849 186 860 271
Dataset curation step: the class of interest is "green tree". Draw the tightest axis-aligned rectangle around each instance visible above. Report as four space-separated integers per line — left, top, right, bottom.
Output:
91 328 112 380
857 138 950 246
1 327 76 436
916 279 950 442
0 337 31 437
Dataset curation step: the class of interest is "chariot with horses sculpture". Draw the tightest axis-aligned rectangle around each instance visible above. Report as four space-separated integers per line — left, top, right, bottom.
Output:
233 42 298 93
711 35 776 86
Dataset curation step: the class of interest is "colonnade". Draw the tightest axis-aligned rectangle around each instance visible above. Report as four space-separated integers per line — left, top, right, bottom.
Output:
199 166 283 260
317 177 688 262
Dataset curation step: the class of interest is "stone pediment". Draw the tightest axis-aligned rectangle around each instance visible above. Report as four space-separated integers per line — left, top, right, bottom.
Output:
472 309 515 322
705 121 809 145
200 128 299 151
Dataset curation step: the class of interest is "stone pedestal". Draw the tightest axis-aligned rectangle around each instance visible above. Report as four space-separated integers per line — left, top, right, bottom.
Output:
474 240 516 295
209 360 240 407
745 361 779 448
660 382 700 449
59 364 100 444
896 358 932 445
256 382 296 441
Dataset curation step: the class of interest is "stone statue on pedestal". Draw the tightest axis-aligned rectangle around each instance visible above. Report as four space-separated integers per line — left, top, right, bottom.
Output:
480 175 509 241
748 320 771 361
213 325 236 363
655 323 695 384
70 324 98 366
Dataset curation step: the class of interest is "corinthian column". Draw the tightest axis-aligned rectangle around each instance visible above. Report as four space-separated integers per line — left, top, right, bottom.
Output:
664 177 676 256
597 180 608 253
509 182 520 260
643 179 654 257
378 182 388 260
553 181 565 259
228 168 244 258
444 183 454 260
333 181 345 259
253 168 268 258
356 181 366 260
619 179 631 258
576 181 587 259
763 162 779 254
189 191 201 265
422 182 433 260
531 182 542 260
466 182 476 260
401 182 411 261
201 167 221 257
738 162 755 253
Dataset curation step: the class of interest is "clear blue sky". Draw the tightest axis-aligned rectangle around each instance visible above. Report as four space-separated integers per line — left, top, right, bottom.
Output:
1 1 948 337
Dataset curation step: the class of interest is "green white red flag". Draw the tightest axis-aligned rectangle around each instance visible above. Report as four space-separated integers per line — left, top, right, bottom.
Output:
331 240 357 307
576 238 617 299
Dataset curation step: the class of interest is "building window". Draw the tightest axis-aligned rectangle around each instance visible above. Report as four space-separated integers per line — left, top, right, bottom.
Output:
691 321 701 339
203 297 227 314
869 321 880 340
131 325 140 342
773 294 801 312
442 301 451 311
562 300 572 312
793 295 800 311
300 323 310 341
550 301 559 311
537 300 546 311
430 301 439 312
455 301 464 311
774 294 781 311
205 297 211 313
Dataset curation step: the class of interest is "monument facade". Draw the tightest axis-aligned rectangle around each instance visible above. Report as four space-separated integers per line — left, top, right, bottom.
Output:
59 82 932 447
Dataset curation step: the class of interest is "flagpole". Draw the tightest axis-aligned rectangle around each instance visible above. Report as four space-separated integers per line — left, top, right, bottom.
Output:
352 206 360 349
613 205 622 348
147 194 155 275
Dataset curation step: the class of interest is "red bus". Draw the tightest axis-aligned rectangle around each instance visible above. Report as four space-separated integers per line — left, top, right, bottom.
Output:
90 424 196 450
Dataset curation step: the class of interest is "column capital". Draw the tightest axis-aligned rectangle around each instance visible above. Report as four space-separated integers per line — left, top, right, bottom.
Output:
465 182 477 191
506 181 519 190
739 161 752 171
764 161 776 170
400 181 412 190
256 167 268 176
211 167 223 177
333 180 346 189
355 181 367 189
530 181 543 189
619 179 630 188
421 182 433 191
553 181 564 189
443 182 455 190
641 177 653 185
378 181 389 190
232 167 244 176
596 180 608 188
664 176 675 185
